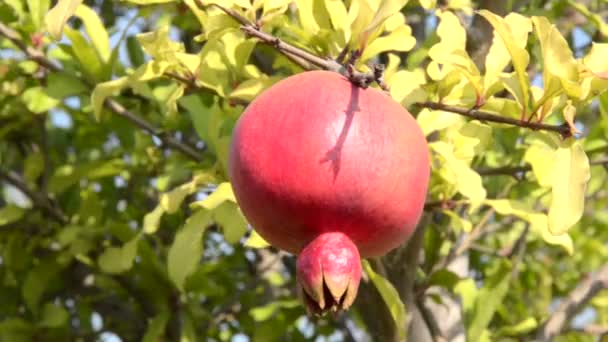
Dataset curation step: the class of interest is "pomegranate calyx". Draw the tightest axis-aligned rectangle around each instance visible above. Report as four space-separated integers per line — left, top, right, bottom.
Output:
296 232 362 315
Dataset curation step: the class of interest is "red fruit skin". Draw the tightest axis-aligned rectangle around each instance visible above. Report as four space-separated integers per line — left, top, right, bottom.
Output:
229 70 429 257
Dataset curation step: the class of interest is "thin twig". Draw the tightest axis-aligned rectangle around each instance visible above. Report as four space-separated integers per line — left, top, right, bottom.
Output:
0 170 68 224
0 22 203 163
417 102 572 137
537 263 608 341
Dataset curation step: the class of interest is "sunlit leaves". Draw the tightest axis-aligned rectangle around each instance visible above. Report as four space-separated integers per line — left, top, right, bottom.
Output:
485 199 573 254
548 139 590 235
21 86 59 113
64 27 105 81
431 142 487 208
91 61 170 120
44 0 82 39
479 10 531 114
244 230 270 248
532 16 580 106
74 4 111 61
389 69 427 107
27 0 50 31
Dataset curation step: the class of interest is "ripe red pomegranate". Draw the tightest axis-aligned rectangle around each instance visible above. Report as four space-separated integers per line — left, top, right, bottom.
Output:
229 70 429 314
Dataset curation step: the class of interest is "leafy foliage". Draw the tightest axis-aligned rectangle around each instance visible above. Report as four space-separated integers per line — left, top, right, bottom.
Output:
0 0 607 341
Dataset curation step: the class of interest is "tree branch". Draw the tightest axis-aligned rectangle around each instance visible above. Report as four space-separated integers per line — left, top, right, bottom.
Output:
201 3 580 135
0 170 68 224
537 263 608 341
416 102 572 137
0 22 203 163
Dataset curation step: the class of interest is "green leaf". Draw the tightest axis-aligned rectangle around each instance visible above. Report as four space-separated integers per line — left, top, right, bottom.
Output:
45 72 88 99
532 16 580 103
44 0 83 40
64 27 104 81
361 25 416 62
479 10 531 113
428 11 481 95
168 210 212 291
213 202 248 244
244 230 270 249
0 205 25 226
91 61 169 120
389 70 427 107
0 319 34 342
548 138 590 235
21 86 60 113
121 0 176 4
249 299 300 321
230 77 278 102
497 317 538 336
467 260 512 342
137 25 185 61
362 260 407 340
39 302 69 327
160 182 196 214
427 269 462 290
24 152 44 183
143 205 164 234
98 234 141 274
27 0 50 31
485 199 573 254
484 13 531 96
142 312 170 342
524 133 559 187
75 4 111 61
23 261 59 314
452 122 492 161
431 142 487 208
416 109 462 136
362 0 410 39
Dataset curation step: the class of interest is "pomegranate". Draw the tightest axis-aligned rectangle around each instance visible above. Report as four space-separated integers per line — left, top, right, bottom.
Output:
228 70 429 314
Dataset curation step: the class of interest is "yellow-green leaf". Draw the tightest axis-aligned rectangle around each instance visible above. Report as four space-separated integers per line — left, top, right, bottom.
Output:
98 234 141 274
21 86 60 113
548 138 590 235
389 69 427 107
168 210 212 291
532 16 580 104
27 0 50 31
416 109 463 136
431 142 487 207
213 202 248 243
191 182 236 210
143 205 164 234
75 4 110 61
91 61 170 120
484 13 531 95
244 230 270 248
485 199 573 254
64 27 104 81
363 0 410 38
479 10 531 113
360 25 415 61
44 0 82 40
0 205 25 226
362 260 407 339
